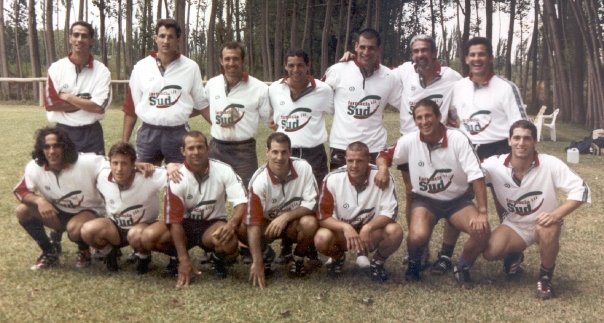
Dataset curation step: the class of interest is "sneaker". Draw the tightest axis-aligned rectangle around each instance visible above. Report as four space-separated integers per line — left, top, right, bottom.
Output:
75 249 92 269
49 230 63 254
356 253 371 269
263 246 276 275
536 275 553 300
306 245 322 268
454 265 474 289
503 252 525 277
402 253 409 265
30 249 59 271
162 257 179 278
430 253 453 275
105 247 119 272
239 246 252 265
405 260 421 282
211 252 227 279
125 250 138 264
135 254 151 275
275 243 293 265
369 259 389 282
289 258 306 277
327 255 345 277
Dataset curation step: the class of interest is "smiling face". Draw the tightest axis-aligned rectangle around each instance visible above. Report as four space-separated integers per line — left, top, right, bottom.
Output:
110 153 136 186
285 56 309 85
345 149 370 185
354 36 381 69
154 26 179 56
465 44 493 77
411 40 437 72
267 141 291 178
413 104 441 140
181 135 209 172
220 47 244 81
43 134 65 171
509 127 536 161
69 25 93 55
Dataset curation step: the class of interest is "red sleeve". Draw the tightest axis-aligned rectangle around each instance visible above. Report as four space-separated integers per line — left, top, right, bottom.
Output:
377 144 396 167
44 76 66 110
317 182 334 221
164 185 185 224
245 190 265 226
13 177 33 201
122 87 136 116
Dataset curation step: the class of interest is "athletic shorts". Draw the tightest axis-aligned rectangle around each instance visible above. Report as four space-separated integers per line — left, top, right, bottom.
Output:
209 138 257 187
56 208 101 229
109 220 130 248
329 148 378 170
411 191 475 220
136 122 187 164
501 218 564 246
56 121 105 155
291 144 329 184
182 218 225 249
474 139 510 161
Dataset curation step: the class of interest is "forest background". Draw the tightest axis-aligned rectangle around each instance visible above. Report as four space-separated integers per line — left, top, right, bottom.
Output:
0 0 603 129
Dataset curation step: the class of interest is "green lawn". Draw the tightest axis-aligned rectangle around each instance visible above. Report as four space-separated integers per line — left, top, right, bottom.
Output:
0 105 602 322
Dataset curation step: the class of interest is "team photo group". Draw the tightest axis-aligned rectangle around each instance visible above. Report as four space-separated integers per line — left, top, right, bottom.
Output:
13 18 591 301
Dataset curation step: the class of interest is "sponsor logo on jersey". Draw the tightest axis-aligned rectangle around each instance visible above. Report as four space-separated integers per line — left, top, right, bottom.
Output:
418 169 453 194
462 110 492 135
216 103 245 127
407 94 444 115
54 190 84 209
267 197 303 220
280 107 312 132
347 95 381 119
188 199 217 220
76 92 92 100
349 207 375 227
505 191 544 216
111 204 145 228
148 85 183 108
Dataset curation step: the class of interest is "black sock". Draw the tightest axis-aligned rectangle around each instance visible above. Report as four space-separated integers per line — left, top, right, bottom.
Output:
409 247 423 264
440 243 455 258
539 264 555 279
19 218 52 253
76 240 89 251
507 251 523 262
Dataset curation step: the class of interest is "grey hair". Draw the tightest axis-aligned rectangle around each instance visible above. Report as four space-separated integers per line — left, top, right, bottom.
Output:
410 34 437 54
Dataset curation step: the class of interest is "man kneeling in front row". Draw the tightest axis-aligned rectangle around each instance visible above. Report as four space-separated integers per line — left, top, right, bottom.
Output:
315 141 403 282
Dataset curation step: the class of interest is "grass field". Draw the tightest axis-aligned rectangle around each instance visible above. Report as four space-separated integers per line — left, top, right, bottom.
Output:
0 104 602 322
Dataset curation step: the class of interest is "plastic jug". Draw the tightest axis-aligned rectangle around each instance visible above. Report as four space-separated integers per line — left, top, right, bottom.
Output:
567 148 580 164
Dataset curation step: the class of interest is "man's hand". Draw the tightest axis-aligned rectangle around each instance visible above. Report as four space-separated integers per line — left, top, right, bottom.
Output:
469 212 489 235
265 213 290 239
268 120 278 131
212 223 236 245
536 212 560 227
166 163 183 183
343 224 364 253
175 258 201 289
339 51 356 62
358 225 374 251
249 261 266 289
374 167 390 190
37 198 58 220
135 162 155 177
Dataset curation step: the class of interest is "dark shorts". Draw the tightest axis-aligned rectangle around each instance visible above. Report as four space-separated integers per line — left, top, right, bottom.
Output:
136 122 187 164
292 144 329 184
209 138 257 187
474 139 510 161
411 191 475 220
182 218 225 250
109 220 130 248
56 121 105 155
56 208 100 229
329 148 378 170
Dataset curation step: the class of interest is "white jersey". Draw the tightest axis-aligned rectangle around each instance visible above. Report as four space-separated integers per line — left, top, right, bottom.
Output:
451 75 527 145
318 166 398 227
124 52 208 126
386 125 484 200
45 55 112 126
204 73 271 141
269 77 333 148
13 154 106 214
482 153 591 225
164 160 247 224
393 62 461 134
324 61 402 153
246 158 318 226
96 167 167 229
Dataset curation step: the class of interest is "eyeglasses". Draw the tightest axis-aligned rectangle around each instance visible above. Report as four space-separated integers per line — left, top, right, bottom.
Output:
43 143 64 149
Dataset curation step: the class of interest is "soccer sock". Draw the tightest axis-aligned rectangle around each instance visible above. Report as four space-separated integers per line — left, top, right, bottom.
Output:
408 247 423 264
19 218 52 253
507 251 523 263
539 264 555 279
440 243 455 258
293 244 306 258
76 240 89 251
456 254 473 269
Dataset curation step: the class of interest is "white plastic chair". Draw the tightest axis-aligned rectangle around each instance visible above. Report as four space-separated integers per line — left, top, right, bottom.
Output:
531 106 547 141
540 108 560 141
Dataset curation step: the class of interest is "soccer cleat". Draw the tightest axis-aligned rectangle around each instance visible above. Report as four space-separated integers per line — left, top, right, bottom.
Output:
454 265 474 289
30 249 59 271
430 253 453 275
263 246 276 275
327 255 345 277
405 260 421 282
306 245 323 268
536 275 553 300
275 243 293 265
105 247 119 272
49 230 63 255
135 254 151 275
125 250 138 264
369 259 389 282
503 252 525 277
239 246 252 265
75 249 92 269
162 257 179 278
289 259 306 277
211 252 227 279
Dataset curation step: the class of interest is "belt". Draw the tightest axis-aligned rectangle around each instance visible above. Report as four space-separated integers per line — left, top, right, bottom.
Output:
141 122 186 130
57 121 100 129
212 137 255 145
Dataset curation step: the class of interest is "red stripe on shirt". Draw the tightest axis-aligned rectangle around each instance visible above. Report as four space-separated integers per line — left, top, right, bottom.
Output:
44 76 66 110
317 182 334 221
13 177 32 201
164 185 185 224
246 190 264 226
122 87 136 116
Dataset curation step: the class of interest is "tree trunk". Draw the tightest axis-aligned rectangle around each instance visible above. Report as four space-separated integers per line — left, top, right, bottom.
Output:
289 0 298 49
157 0 162 19
301 0 312 51
485 0 493 41
13 0 25 99
45 0 57 65
207 0 217 77
63 0 71 54
439 0 449 65
78 0 84 20
0 0 9 95
235 0 241 42
96 0 108 66
174 0 186 55
116 0 123 80
27 0 42 100
460 0 471 76
226 0 233 42
429 0 436 39
273 0 283 79
125 0 133 74
263 0 272 80
344 0 352 53
334 0 345 61
374 0 380 30
321 0 334 76
529 0 539 111
504 0 516 80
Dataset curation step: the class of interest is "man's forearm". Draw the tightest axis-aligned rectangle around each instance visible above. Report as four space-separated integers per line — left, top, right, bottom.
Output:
168 223 190 262
122 114 138 142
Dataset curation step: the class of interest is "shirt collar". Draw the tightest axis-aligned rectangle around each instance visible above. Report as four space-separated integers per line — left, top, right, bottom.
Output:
267 159 298 185
220 68 249 82
347 170 370 193
414 61 442 88
503 151 540 168
353 59 380 77
67 53 94 69
468 71 495 87
149 51 182 59
184 161 210 183
419 123 449 148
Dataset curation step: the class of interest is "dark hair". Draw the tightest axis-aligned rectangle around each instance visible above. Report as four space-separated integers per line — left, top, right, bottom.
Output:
509 120 537 140
410 34 437 55
412 98 441 119
108 142 137 163
285 48 310 65
70 21 94 38
357 28 381 47
156 19 181 38
220 41 246 61
181 130 208 148
32 127 78 167
464 37 493 57
346 141 370 158
266 132 291 150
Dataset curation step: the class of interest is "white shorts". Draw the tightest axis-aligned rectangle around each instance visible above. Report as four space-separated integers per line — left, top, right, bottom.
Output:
502 218 564 246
